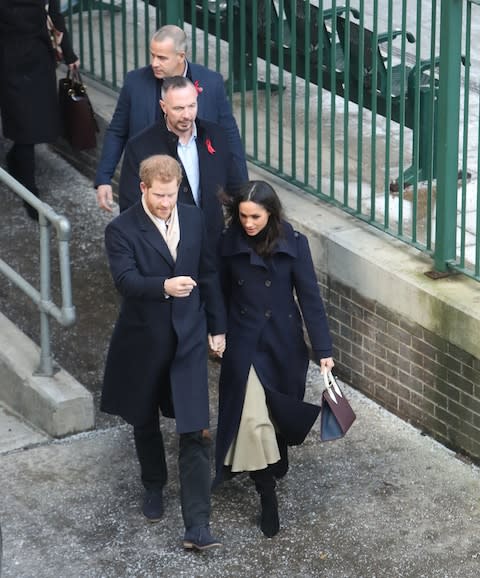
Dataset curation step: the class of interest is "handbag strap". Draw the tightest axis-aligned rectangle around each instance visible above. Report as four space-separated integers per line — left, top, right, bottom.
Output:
322 370 343 404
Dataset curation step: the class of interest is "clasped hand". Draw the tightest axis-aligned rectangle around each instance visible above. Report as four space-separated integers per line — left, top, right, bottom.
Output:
208 334 226 358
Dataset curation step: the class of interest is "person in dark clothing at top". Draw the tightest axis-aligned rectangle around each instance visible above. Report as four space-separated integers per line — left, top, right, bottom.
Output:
0 0 79 220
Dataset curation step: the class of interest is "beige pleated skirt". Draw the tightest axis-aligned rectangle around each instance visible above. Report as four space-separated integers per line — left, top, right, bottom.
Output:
224 365 281 472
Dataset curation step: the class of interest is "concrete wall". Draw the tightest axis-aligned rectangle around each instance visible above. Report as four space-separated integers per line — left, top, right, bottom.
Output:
55 77 480 463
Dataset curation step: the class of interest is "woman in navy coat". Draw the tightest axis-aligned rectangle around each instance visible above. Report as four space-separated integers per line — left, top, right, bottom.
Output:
214 181 334 538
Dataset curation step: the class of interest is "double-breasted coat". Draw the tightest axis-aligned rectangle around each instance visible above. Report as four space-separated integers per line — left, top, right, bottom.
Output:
214 221 333 479
101 201 226 432
0 0 77 144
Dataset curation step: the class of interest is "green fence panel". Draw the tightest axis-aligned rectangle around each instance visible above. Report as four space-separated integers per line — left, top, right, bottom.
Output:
63 0 479 282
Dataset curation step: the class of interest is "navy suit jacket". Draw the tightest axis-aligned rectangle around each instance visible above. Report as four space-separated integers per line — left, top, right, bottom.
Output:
118 117 244 250
94 62 248 186
101 201 226 430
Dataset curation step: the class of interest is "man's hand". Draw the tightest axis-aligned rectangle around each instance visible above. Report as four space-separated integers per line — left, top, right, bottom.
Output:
164 276 197 298
208 334 226 358
96 184 115 212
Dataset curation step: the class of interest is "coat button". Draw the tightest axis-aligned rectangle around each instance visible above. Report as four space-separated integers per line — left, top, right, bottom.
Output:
265 309 272 319
237 279 244 286
265 279 271 287
240 308 246 315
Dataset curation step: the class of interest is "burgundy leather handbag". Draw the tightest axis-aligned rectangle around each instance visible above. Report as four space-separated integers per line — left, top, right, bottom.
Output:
59 70 98 150
320 371 356 442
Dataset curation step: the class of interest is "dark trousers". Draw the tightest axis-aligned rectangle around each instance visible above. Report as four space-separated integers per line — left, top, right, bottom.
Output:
133 419 212 530
6 143 39 196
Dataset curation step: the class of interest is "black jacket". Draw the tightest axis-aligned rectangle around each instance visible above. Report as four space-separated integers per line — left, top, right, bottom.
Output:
0 0 77 143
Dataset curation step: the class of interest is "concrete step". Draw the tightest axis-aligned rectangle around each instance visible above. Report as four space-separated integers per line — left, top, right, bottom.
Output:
0 403 49 454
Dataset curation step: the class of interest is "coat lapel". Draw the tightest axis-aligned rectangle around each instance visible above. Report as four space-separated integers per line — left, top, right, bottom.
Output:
134 202 175 268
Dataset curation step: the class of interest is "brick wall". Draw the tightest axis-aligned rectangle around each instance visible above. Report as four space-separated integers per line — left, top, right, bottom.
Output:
321 276 480 463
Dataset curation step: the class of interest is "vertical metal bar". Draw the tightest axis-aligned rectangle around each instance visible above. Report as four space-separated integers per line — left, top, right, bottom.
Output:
239 0 246 140
37 218 53 377
434 0 463 272
251 1 258 160
316 0 323 196
190 1 197 63
98 2 106 81
290 0 297 181
303 1 311 185
383 0 393 229
277 0 285 175
410 0 424 243
265 0 272 167
356 0 365 211
144 0 151 66
370 0 378 217
215 0 222 71
396 0 407 214
425 0 438 251
111 0 121 88
330 0 337 200
459 2 471 269
162 1 181 25
203 0 209 67
342 0 351 208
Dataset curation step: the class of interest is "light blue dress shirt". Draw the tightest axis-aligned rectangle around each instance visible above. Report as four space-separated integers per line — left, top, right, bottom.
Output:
177 124 201 207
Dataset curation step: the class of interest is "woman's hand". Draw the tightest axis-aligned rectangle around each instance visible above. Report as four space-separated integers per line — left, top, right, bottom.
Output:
68 59 80 70
320 357 335 373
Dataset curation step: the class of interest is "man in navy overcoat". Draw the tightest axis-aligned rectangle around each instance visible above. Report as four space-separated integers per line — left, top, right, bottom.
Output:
95 24 247 211
117 75 245 251
101 154 226 551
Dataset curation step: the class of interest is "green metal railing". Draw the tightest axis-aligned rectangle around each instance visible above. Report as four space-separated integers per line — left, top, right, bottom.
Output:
64 0 479 281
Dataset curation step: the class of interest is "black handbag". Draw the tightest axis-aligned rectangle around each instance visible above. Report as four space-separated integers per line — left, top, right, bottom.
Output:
320 371 356 442
58 70 98 150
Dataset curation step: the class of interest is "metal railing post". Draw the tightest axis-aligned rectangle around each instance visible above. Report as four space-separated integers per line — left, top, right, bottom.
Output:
37 216 54 376
159 0 182 26
433 0 463 273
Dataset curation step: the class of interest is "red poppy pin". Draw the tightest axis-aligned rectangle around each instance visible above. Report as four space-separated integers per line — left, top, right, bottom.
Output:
205 138 216 155
194 80 203 94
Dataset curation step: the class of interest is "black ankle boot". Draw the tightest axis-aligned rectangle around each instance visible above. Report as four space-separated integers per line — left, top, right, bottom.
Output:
260 491 279 537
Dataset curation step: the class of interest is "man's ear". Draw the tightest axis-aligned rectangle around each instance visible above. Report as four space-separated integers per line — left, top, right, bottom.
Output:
159 99 166 114
140 181 147 195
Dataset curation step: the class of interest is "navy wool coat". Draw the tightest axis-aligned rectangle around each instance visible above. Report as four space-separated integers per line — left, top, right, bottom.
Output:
101 201 226 431
214 221 332 480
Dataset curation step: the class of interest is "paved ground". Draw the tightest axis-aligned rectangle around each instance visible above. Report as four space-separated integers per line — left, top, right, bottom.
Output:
1 139 480 578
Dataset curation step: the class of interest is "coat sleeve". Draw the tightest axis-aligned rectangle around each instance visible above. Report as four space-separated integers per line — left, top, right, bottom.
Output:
105 221 169 299
48 0 78 65
197 216 227 335
117 139 142 212
292 233 333 359
94 75 133 187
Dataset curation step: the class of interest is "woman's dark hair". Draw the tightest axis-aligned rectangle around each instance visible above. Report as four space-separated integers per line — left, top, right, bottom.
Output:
222 181 284 257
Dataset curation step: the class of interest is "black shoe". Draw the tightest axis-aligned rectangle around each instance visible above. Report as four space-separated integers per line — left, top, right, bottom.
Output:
183 524 222 551
141 489 164 523
260 492 280 538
